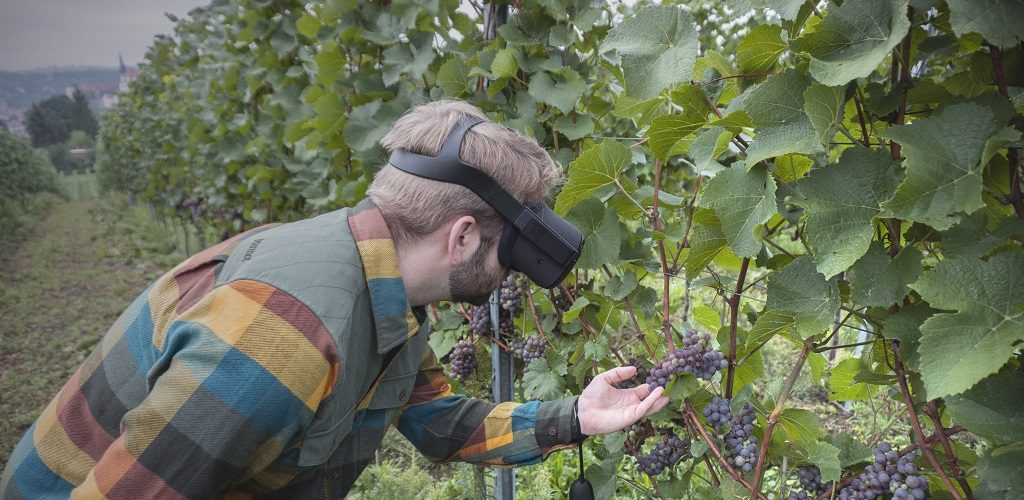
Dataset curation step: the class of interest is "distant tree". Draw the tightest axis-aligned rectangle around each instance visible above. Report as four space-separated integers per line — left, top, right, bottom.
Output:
0 120 8 132
69 87 99 138
25 95 73 147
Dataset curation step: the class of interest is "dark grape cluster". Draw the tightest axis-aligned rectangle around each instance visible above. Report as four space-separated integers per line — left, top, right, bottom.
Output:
499 275 522 316
634 430 690 475
499 312 515 336
449 339 477 380
550 290 572 311
644 330 728 389
787 466 833 499
837 442 926 500
511 335 545 365
702 397 758 473
468 306 492 337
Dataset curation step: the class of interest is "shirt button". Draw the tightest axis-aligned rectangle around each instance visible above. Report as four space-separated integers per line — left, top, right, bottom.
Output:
548 427 557 436
399 391 406 400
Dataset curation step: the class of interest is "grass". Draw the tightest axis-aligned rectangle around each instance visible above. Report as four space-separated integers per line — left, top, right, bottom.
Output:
0 184 182 466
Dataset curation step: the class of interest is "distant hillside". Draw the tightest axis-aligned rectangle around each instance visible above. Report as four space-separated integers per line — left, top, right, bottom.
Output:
0 67 120 110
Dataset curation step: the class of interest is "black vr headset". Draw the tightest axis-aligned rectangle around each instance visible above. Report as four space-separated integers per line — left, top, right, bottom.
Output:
388 116 584 289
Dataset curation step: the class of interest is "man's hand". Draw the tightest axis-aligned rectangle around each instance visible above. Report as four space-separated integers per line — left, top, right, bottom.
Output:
576 365 670 436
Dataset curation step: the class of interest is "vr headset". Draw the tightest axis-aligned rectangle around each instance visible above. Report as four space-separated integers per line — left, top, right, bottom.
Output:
388 116 584 289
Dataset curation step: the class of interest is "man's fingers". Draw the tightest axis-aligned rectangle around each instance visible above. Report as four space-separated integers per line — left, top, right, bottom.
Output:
599 365 637 385
625 382 652 401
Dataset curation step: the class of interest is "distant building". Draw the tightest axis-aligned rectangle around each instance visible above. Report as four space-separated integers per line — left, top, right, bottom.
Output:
100 54 139 109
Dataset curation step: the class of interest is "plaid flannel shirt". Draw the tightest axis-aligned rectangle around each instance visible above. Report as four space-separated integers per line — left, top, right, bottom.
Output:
1 200 582 499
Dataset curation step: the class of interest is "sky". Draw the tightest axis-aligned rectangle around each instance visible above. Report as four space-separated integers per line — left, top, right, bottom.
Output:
0 0 209 71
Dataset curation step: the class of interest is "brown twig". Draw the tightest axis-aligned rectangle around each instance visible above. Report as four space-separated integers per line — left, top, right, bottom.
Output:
725 257 751 398
749 339 813 498
924 402 975 499
653 158 675 351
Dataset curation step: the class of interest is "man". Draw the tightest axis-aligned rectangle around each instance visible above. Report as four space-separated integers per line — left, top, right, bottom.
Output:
1 100 668 499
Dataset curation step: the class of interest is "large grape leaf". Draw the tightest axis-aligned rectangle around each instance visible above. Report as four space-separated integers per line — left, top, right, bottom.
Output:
601 5 699 99
645 112 707 160
555 139 631 214
946 371 1024 447
977 443 1024 500
847 243 923 307
528 68 588 114
565 199 624 270
736 24 787 74
791 0 911 86
880 101 1021 230
683 209 728 280
884 302 934 372
765 256 841 338
947 0 1024 49
805 440 842 483
698 164 778 258
803 83 846 145
743 70 824 166
910 252 1024 398
793 148 901 278
436 57 470 98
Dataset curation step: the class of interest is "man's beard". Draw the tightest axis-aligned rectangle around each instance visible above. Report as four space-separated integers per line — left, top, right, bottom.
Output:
449 236 506 306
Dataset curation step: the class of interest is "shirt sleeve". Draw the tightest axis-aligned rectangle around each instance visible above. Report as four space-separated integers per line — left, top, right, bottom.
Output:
394 348 582 468
69 279 340 499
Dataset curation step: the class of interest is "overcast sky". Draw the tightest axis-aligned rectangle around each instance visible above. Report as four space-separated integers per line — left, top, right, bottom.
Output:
0 0 209 71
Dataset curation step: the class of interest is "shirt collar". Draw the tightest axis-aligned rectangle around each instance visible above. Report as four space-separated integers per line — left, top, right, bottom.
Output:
347 199 424 354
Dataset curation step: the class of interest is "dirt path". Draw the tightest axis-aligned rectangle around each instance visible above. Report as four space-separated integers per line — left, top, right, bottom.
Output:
0 197 181 466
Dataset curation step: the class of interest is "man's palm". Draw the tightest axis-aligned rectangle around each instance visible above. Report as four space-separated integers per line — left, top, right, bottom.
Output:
576 366 670 436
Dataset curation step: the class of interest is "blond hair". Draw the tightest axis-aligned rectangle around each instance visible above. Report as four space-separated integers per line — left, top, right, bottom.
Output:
368 100 563 248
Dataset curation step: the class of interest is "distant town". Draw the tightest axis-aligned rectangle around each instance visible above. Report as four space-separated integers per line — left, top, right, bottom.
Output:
0 57 138 138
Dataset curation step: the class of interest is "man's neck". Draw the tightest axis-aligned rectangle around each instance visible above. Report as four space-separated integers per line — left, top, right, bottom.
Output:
396 241 448 306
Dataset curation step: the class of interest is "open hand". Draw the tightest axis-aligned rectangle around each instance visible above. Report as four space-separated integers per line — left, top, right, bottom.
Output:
576 365 670 436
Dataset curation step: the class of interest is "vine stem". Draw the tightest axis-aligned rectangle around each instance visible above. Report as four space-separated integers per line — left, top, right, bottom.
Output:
749 338 813 499
924 402 975 499
682 402 769 500
990 44 1024 220
890 340 963 500
815 425 967 500
724 257 750 399
653 158 675 351
524 285 551 346
602 265 656 358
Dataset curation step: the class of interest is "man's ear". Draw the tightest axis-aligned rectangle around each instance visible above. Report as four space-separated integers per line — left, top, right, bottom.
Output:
447 215 481 265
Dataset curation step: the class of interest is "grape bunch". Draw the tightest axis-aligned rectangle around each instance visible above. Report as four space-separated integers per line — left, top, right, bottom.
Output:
511 335 546 365
468 306 492 337
499 275 522 316
702 397 759 473
449 339 477 380
837 442 926 499
550 290 572 311
787 466 833 499
499 312 515 336
635 430 690 476
644 330 728 389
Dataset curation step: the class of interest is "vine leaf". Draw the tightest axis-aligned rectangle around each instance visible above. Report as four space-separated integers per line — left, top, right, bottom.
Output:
804 440 842 483
528 68 588 114
645 113 707 160
565 199 624 270
880 101 1021 230
802 83 846 145
794 147 901 279
764 256 841 339
885 302 935 372
910 252 1024 398
976 443 1024 499
743 70 824 166
736 24 787 74
828 358 873 402
683 209 727 280
847 243 922 307
733 0 807 21
698 164 778 258
687 126 733 176
555 139 631 214
791 0 911 86
601 5 699 99
946 371 1024 447
436 57 470 98
523 352 568 401
947 0 1024 49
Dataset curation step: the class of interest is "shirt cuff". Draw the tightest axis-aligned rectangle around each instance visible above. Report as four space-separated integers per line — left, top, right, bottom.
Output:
534 396 585 447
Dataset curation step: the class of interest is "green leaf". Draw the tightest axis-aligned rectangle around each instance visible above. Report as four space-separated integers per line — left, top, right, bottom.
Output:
911 252 1024 397
646 113 707 160
947 0 1024 49
775 154 813 183
553 114 595 141
828 357 873 401
734 0 807 20
524 355 568 401
847 243 922 307
436 57 470 98
885 302 934 372
795 147 902 278
978 443 1024 499
743 70 824 165
491 48 519 79
946 371 1024 447
586 453 623 500
601 5 699 99
792 0 911 86
803 83 846 145
428 327 460 360
748 309 799 348
698 164 778 258
604 271 638 301
942 213 1024 259
684 218 728 280
563 296 591 322
555 139 631 214
566 200 624 269
315 41 345 85
692 305 722 333
528 68 587 114
828 432 874 467
805 440 842 483
296 12 320 39
736 24 787 74
880 101 1021 230
343 100 390 151
765 256 841 338
778 408 824 443
687 126 733 176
